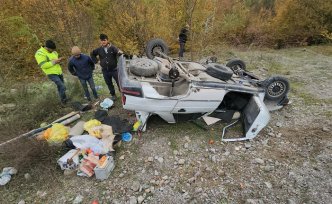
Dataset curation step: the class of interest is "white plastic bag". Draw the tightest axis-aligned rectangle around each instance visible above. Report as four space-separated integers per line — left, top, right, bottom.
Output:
70 135 105 154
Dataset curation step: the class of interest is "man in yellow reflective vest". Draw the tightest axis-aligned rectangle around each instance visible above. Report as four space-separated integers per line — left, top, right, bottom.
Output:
35 40 68 104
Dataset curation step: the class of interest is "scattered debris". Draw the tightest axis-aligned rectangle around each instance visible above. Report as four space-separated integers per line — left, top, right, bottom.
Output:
252 158 265 164
17 200 25 204
73 194 84 204
147 157 154 162
322 126 330 132
122 132 132 142
0 167 17 186
244 143 252 149
202 116 221 125
94 156 115 180
71 101 92 112
24 173 31 180
57 149 80 170
69 121 85 136
100 98 114 109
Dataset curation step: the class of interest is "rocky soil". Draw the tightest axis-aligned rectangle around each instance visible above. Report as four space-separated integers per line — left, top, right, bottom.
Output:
0 45 331 204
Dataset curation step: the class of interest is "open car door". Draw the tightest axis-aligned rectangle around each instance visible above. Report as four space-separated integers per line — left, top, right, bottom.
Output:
222 95 270 141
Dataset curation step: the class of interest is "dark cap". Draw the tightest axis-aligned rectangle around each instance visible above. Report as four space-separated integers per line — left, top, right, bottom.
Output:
99 34 108 40
45 40 56 49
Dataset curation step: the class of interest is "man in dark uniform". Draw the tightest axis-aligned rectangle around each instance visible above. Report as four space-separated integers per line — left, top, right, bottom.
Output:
90 34 122 100
178 24 189 60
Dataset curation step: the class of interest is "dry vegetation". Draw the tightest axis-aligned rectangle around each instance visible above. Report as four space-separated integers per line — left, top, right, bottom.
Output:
0 0 331 80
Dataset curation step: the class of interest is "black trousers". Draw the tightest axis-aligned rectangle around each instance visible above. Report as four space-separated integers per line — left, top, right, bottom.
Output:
179 42 186 57
102 69 119 96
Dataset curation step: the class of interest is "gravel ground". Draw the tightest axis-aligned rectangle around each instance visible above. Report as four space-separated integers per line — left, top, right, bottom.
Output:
0 45 331 204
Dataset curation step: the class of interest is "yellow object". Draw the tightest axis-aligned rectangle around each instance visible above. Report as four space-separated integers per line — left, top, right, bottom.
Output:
84 119 102 138
133 120 142 131
45 123 69 143
43 128 52 140
88 127 102 138
88 124 114 139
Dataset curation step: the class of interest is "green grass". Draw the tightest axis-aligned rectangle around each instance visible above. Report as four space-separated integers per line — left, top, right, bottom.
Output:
309 45 332 56
168 136 178 151
290 81 318 105
0 74 95 143
290 81 332 105
324 110 332 118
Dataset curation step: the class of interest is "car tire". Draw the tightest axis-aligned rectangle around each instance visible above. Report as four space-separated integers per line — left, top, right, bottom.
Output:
146 38 169 59
205 63 233 81
129 58 159 77
261 76 290 101
226 59 246 72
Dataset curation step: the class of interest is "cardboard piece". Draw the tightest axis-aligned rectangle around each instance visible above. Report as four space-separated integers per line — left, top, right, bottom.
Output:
69 121 85 136
202 116 221 126
79 154 99 177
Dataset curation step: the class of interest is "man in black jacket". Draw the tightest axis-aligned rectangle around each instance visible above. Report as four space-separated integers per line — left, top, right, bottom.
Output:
90 34 122 100
178 24 189 60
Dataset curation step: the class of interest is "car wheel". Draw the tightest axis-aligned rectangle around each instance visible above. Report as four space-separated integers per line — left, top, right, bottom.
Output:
205 63 233 81
261 76 290 101
146 38 169 59
129 58 159 77
226 59 246 72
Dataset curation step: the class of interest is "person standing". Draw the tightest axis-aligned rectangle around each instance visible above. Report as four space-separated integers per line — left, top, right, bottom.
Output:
68 46 98 101
90 34 122 100
178 24 189 60
35 40 67 104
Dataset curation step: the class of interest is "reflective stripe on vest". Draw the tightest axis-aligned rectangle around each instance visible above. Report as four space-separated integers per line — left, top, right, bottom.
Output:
38 61 48 67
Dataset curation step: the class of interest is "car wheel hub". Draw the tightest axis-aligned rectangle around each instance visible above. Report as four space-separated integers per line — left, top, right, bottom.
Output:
152 46 163 56
268 81 285 96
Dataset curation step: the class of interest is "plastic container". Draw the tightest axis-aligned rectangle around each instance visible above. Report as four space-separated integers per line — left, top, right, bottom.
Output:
100 98 114 109
94 156 115 180
122 132 132 142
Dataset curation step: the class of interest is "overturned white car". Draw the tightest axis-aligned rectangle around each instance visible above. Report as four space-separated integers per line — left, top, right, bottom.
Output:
118 39 290 141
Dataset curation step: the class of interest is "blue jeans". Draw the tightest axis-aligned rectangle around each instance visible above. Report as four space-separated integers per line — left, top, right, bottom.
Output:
102 69 119 96
48 74 67 102
78 77 98 100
